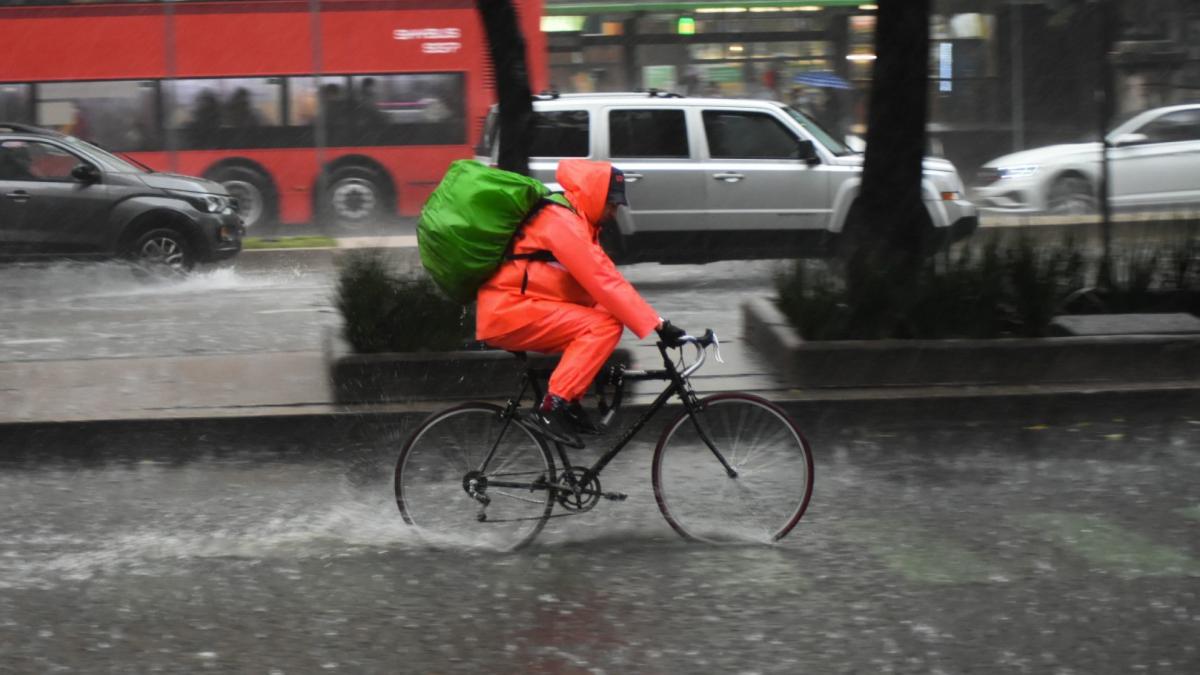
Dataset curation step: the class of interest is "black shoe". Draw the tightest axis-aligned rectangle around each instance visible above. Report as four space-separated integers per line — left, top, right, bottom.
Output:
565 400 603 435
526 395 584 448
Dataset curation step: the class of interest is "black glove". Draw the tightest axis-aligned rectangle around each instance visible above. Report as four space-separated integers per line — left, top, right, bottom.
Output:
656 320 687 346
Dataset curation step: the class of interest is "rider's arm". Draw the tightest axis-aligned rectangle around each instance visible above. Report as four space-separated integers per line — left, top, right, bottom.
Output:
543 218 660 339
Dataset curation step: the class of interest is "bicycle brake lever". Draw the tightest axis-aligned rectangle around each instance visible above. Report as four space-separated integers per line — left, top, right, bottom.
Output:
712 332 724 364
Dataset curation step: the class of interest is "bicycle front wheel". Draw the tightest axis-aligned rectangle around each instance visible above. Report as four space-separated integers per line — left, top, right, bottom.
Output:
652 393 814 543
395 403 556 550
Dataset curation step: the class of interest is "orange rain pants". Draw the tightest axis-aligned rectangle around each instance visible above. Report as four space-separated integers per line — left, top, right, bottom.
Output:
483 304 623 402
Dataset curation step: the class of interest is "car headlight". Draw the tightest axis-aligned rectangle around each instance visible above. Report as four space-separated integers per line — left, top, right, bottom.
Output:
201 194 231 213
997 165 1040 180
170 191 231 213
976 165 1039 185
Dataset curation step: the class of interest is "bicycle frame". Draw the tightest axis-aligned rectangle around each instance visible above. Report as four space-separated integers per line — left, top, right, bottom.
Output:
477 338 737 498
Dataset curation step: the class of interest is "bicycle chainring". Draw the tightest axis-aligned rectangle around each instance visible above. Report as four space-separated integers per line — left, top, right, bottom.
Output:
555 467 602 512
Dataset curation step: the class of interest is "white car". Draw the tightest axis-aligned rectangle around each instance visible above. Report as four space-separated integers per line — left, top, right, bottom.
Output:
477 92 977 262
972 103 1200 214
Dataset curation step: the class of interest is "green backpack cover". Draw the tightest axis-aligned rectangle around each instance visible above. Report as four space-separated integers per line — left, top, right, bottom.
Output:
417 159 569 304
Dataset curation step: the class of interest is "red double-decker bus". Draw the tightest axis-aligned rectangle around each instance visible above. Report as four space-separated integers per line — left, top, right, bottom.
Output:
0 0 547 230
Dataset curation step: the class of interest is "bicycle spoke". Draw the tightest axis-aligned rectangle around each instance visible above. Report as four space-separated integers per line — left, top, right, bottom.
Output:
654 395 813 543
735 425 792 470
396 404 555 550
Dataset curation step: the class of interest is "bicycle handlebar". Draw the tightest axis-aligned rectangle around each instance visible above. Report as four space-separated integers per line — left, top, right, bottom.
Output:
594 329 720 428
673 329 718 379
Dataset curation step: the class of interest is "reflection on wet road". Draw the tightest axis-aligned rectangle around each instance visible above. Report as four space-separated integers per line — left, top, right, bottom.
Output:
0 258 783 362
1 417 1197 673
0 261 339 361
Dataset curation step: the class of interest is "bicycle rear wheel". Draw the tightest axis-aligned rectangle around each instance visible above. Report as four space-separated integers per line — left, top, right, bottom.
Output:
395 403 556 550
652 393 814 543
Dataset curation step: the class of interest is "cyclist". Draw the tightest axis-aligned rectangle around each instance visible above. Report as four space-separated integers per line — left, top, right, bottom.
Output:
475 158 685 446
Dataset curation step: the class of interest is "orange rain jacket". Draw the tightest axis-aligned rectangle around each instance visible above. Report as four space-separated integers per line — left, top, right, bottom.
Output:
476 159 660 342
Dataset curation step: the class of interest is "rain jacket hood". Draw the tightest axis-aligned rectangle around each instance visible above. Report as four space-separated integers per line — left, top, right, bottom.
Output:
557 159 613 228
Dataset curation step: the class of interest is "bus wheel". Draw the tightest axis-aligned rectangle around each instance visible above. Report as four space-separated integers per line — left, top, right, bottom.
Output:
322 167 390 231
210 166 276 230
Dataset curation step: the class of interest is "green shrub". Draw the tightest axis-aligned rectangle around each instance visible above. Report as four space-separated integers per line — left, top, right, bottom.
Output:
334 252 471 353
775 234 1196 341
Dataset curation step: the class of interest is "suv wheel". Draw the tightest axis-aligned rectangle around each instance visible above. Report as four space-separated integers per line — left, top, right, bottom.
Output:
130 228 194 272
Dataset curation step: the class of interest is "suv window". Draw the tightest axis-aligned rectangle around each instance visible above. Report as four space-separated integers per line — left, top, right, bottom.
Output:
703 110 799 159
609 109 688 158
0 139 80 181
529 110 589 157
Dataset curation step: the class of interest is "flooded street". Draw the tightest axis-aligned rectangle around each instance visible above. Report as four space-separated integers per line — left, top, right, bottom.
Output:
0 261 339 362
1 414 1197 673
0 256 783 363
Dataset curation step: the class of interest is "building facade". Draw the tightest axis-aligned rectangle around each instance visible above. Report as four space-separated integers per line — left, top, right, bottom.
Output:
542 0 1200 178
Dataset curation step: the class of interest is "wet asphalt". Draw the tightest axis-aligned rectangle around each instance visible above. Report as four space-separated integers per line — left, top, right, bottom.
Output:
1 250 1198 673
1 407 1197 674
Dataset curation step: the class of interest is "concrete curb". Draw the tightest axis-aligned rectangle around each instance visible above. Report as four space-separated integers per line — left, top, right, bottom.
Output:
2 384 1196 454
742 298 1200 388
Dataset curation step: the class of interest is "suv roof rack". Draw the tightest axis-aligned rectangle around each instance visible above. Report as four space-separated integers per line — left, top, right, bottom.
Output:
531 90 686 101
0 122 56 135
640 89 684 98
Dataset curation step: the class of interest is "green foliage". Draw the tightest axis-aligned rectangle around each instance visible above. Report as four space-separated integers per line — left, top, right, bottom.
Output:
776 235 1197 341
335 252 472 353
242 235 337 250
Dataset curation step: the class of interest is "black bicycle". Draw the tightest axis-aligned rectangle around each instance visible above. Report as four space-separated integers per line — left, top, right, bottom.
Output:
394 330 815 550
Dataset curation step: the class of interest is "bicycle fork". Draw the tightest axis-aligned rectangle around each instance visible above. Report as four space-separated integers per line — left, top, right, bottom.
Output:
681 387 739 479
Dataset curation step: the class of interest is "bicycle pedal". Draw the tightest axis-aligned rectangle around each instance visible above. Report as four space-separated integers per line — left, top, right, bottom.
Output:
602 492 627 501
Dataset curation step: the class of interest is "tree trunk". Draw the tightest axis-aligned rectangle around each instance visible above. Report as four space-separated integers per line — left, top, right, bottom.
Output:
474 0 534 176
840 0 932 338
854 0 932 264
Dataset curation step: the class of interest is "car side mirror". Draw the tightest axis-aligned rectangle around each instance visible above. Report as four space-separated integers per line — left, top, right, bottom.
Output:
796 139 820 165
71 163 100 183
1113 132 1149 147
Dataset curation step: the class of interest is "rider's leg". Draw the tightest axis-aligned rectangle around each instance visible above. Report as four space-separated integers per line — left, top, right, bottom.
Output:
484 304 622 441
485 303 622 401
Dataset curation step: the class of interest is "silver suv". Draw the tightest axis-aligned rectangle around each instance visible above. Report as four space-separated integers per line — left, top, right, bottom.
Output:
477 92 977 263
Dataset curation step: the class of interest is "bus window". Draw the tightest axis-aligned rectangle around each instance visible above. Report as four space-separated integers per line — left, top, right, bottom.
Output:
166 78 284 150
347 73 465 146
288 75 353 147
1 84 32 124
34 80 158 152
